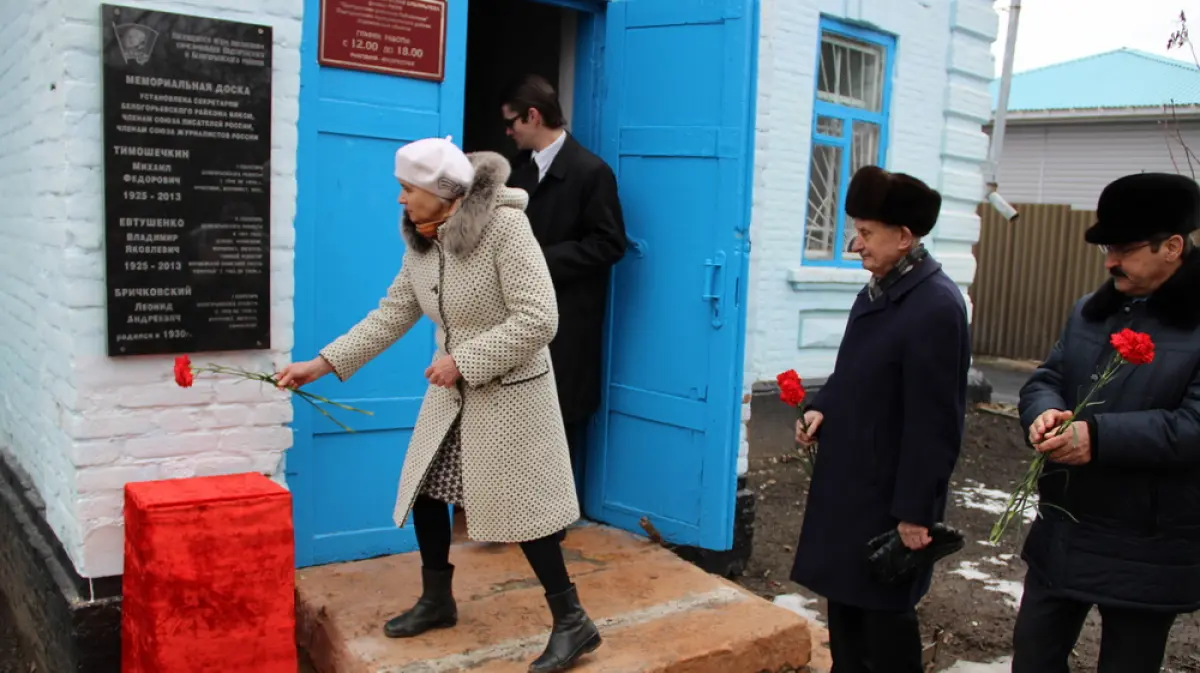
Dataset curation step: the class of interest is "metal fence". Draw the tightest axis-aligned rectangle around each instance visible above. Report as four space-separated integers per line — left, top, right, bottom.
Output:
969 203 1109 361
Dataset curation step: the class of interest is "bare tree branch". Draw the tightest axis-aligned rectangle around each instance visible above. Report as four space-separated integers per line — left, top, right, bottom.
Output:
1165 99 1200 179
1164 10 1200 180
1163 104 1183 175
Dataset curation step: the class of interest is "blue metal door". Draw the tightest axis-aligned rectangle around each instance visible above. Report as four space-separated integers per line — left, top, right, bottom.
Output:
586 0 758 551
290 1 467 567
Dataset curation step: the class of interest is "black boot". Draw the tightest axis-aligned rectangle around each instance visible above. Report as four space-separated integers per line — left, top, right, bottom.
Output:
383 566 457 638
528 584 602 672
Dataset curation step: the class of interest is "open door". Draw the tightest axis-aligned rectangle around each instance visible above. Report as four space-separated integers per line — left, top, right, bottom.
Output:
585 0 758 551
290 0 466 567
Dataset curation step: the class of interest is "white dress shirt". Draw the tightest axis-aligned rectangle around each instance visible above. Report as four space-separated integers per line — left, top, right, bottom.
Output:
531 131 567 183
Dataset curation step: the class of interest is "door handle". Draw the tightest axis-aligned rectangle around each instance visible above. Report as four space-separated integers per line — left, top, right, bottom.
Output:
702 251 726 329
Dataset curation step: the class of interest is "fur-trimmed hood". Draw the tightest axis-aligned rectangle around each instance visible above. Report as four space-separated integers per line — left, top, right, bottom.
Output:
1081 248 1200 330
401 151 528 257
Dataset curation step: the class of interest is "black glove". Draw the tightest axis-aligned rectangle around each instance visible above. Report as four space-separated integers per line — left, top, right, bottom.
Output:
864 523 965 587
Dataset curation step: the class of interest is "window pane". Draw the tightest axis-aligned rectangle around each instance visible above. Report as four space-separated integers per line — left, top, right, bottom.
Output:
816 115 843 137
818 34 885 111
805 143 842 261
844 121 881 252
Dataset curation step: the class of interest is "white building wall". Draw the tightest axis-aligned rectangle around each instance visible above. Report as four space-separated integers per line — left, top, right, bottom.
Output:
0 0 79 573
739 0 998 474
994 120 1200 210
0 0 302 578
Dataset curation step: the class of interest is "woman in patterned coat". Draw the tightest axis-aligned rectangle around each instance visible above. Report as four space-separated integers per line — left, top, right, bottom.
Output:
276 137 599 673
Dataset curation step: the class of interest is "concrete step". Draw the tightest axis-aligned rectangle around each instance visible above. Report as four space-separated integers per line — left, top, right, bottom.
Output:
296 523 811 672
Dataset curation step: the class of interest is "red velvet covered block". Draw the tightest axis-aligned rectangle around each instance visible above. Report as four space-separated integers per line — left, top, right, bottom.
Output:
122 472 296 672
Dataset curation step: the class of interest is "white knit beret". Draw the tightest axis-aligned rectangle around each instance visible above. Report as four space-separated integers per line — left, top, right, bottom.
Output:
394 136 475 201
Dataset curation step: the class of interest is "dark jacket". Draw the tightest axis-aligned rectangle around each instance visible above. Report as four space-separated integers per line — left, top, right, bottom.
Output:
790 257 971 611
1018 250 1200 614
508 133 627 423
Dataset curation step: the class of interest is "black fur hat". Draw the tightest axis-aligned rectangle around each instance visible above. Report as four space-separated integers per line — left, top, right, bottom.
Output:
845 166 942 237
1085 172 1200 245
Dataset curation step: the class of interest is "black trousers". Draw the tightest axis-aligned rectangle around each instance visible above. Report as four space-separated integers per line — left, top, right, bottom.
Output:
1012 571 1177 673
826 600 923 673
410 495 572 595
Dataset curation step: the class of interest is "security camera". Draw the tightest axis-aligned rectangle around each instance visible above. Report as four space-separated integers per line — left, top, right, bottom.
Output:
986 191 1019 223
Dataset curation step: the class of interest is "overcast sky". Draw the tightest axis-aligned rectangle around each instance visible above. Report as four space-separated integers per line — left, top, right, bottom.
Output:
991 0 1199 76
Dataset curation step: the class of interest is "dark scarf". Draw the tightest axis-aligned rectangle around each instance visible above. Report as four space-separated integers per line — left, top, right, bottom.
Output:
866 244 929 302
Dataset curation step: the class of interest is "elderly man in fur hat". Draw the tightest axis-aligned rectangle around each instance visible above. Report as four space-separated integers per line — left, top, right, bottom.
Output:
790 166 971 673
1012 172 1200 672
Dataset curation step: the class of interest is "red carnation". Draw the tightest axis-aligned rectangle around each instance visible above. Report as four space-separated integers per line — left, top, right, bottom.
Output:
162 356 372 432
776 369 806 407
173 355 194 388
1110 329 1155 365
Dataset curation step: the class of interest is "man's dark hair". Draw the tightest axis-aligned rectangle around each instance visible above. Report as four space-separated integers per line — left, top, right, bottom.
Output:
500 74 566 129
1149 231 1196 255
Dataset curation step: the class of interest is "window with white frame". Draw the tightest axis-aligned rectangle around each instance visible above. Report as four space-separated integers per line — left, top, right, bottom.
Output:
803 19 895 266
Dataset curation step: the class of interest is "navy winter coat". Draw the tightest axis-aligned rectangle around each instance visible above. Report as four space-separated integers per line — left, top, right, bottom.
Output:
1018 251 1200 614
790 257 971 611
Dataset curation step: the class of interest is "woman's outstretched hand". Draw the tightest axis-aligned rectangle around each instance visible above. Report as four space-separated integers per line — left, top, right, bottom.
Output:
276 356 334 389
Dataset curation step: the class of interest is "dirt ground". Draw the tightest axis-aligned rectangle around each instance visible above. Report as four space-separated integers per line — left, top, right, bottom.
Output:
0 592 33 673
737 402 1200 672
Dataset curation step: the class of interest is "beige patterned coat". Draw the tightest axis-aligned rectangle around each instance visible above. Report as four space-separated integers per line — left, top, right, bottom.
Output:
318 152 580 543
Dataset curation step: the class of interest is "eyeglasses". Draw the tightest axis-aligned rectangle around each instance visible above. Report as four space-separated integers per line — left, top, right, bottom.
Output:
503 114 523 129
1098 242 1151 257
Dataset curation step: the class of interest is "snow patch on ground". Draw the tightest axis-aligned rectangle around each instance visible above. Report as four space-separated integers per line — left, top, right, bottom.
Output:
942 656 1013 672
772 593 825 626
951 560 1024 609
954 479 1036 523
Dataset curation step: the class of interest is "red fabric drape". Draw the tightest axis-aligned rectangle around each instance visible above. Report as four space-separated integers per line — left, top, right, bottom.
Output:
122 473 296 672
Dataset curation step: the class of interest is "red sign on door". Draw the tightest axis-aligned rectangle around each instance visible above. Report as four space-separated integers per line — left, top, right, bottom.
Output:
318 0 447 81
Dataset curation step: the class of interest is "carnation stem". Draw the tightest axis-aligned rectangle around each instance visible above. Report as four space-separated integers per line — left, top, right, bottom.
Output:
987 351 1125 544
796 409 817 480
190 362 373 433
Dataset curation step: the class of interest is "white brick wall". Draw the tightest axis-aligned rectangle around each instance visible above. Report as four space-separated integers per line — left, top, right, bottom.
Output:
0 0 302 578
0 0 76 568
739 0 999 475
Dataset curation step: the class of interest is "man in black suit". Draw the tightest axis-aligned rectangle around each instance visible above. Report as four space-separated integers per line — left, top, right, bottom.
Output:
500 74 627 499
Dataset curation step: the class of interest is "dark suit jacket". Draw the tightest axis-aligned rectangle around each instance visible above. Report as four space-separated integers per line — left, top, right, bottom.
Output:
508 133 627 423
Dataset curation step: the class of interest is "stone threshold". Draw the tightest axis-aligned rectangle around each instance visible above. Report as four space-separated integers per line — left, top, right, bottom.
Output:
296 522 811 672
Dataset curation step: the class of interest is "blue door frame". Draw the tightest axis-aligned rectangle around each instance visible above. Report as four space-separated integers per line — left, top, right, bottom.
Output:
540 0 606 154
289 0 757 567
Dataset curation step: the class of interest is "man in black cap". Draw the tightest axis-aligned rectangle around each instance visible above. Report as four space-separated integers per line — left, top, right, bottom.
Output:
791 165 971 672
1013 172 1200 672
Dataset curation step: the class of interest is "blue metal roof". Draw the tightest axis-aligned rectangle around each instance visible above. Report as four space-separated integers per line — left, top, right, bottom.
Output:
991 48 1200 112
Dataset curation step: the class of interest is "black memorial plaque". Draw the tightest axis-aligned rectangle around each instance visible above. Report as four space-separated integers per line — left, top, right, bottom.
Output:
101 4 273 356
